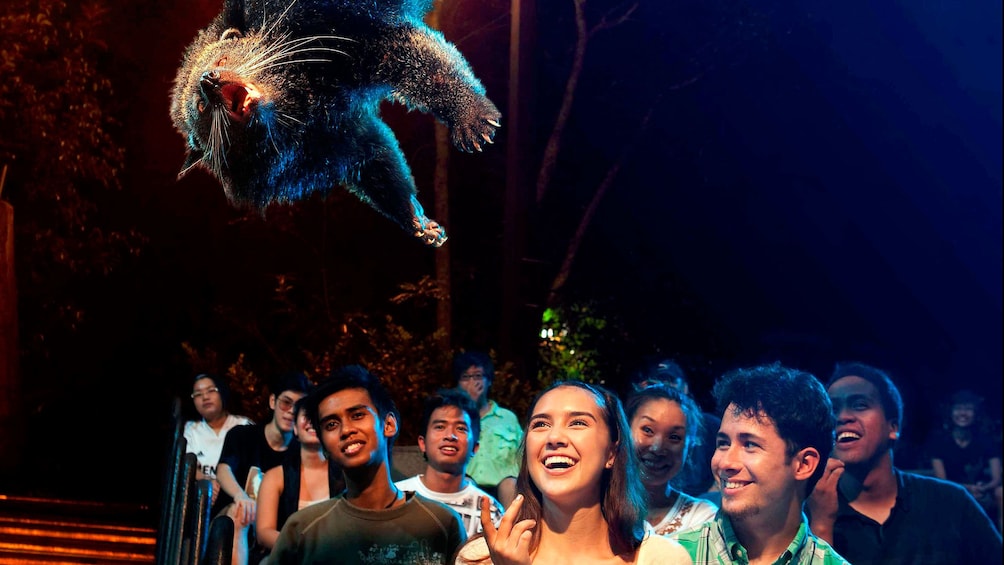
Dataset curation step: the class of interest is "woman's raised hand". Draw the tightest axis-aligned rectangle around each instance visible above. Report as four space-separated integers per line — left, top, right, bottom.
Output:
480 494 536 565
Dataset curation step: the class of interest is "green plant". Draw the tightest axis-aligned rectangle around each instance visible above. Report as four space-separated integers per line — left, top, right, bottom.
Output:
536 303 609 388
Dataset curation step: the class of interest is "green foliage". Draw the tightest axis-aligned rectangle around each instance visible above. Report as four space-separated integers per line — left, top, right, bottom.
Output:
0 0 145 360
484 354 535 427
536 303 609 388
181 275 457 444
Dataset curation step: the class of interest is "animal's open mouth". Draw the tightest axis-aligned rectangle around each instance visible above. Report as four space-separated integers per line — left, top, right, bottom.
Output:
221 82 262 121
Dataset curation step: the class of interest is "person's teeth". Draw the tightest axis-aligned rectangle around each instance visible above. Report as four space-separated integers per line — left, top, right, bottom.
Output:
344 442 364 454
544 456 575 468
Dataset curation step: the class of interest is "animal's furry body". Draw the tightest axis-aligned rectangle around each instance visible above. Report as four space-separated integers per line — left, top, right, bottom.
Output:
170 0 500 246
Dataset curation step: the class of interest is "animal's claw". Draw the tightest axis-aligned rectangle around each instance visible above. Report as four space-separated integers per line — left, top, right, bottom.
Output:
450 99 501 154
414 218 448 247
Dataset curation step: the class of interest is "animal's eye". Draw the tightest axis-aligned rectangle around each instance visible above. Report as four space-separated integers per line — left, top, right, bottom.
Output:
220 28 243 41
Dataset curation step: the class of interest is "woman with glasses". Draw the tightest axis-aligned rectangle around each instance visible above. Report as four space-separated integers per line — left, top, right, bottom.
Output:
184 373 253 508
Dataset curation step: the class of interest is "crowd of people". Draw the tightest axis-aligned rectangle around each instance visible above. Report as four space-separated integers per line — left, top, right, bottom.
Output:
181 353 1002 564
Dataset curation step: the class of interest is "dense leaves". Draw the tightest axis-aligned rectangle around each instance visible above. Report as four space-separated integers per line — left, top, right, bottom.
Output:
0 0 145 363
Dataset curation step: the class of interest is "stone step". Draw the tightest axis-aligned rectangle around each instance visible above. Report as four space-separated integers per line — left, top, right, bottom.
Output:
0 495 155 564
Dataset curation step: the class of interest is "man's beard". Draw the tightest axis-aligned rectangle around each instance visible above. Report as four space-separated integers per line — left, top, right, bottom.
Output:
724 500 761 522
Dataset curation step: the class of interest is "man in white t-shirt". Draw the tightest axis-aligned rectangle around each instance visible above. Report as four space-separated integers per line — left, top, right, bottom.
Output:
396 388 504 537
183 373 253 503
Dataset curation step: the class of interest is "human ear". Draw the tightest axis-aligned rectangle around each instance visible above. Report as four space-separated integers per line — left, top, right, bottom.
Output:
888 422 900 441
605 442 618 469
793 447 820 481
384 412 398 438
417 435 427 455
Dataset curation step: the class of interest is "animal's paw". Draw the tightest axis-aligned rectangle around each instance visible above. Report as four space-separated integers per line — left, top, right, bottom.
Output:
414 218 448 247
451 97 502 153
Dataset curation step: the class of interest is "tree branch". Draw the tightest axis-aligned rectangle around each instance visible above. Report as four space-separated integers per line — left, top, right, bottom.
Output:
547 99 659 306
535 0 589 205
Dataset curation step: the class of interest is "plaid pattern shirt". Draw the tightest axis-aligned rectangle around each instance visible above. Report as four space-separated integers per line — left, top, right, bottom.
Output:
672 511 849 565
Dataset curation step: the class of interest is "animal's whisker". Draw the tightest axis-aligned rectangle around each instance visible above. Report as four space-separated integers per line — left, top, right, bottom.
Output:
233 38 286 76
278 112 304 125
221 109 233 147
208 109 227 173
263 0 301 40
218 110 231 170
254 57 341 72
267 121 282 155
243 42 351 74
236 31 296 74
235 31 352 75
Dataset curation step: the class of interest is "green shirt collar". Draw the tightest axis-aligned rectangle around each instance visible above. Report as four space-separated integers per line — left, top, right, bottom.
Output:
718 511 812 565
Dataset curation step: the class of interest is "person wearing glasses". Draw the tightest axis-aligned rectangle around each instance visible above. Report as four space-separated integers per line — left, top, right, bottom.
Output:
184 373 253 508
213 371 313 565
453 350 522 507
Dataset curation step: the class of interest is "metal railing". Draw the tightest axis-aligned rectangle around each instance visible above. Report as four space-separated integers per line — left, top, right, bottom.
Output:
154 396 232 565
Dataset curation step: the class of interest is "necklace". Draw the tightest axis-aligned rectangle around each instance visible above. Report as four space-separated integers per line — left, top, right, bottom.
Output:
385 488 402 509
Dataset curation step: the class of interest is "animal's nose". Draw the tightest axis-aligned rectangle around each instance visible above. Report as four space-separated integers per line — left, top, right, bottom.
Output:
200 71 221 89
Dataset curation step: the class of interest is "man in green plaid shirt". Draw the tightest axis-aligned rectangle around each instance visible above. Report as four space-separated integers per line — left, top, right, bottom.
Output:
672 363 849 564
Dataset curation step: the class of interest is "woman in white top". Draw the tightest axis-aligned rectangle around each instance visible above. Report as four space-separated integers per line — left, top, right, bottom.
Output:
455 380 691 564
625 383 718 536
184 373 253 507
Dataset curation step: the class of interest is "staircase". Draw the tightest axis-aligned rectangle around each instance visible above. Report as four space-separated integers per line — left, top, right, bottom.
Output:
0 495 156 564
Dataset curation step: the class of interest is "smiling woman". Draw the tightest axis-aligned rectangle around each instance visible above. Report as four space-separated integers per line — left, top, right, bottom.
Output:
624 384 718 536
455 380 691 564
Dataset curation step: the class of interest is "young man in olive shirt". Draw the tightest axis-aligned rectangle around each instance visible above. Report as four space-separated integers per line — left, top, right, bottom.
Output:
267 365 465 564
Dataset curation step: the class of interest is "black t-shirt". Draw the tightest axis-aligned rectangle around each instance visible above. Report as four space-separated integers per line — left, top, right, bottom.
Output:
830 469 1002 565
927 430 1000 484
212 423 296 515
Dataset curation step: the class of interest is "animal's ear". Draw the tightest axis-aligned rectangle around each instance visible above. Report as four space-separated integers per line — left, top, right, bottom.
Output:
178 149 204 179
222 0 247 31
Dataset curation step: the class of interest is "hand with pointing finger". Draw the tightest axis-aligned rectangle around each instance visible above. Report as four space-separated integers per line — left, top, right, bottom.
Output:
479 494 536 565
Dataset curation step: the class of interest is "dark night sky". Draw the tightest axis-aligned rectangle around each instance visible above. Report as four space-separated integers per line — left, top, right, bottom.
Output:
532 0 1002 467
5 0 999 504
